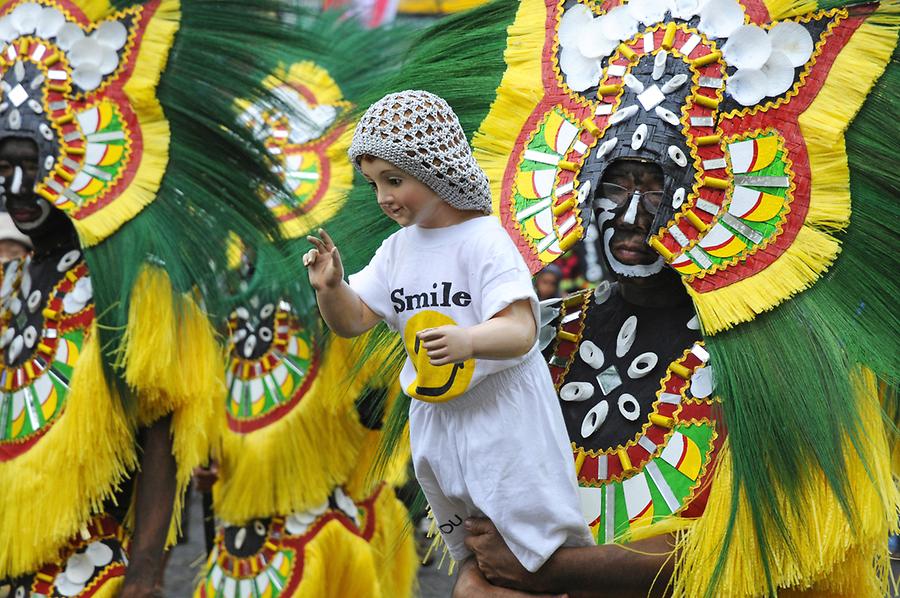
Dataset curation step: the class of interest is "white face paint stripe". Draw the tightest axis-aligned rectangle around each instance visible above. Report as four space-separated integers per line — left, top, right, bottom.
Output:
623 193 639 224
10 166 22 195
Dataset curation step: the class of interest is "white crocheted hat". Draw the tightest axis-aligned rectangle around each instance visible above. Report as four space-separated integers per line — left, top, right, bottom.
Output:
348 90 492 214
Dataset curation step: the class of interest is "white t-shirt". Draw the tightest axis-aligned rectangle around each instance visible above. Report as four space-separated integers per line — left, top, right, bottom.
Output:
348 216 539 402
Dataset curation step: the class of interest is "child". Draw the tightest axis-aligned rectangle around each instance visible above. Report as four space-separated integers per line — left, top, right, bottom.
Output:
304 90 592 573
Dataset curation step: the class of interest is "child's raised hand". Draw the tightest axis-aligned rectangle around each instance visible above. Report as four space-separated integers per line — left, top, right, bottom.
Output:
417 325 474 366
304 229 344 291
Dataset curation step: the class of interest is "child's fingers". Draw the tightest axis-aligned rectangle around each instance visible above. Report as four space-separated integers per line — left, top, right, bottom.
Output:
416 327 445 342
306 235 327 254
421 338 447 353
425 345 449 358
318 228 336 250
302 249 319 267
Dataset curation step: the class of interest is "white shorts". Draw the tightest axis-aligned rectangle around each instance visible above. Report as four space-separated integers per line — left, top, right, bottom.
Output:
409 348 594 572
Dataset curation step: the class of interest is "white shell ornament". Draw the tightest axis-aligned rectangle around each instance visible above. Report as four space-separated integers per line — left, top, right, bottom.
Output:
567 68 601 93
23 326 36 349
598 6 638 41
655 106 679 126
98 45 119 75
561 382 595 402
57 250 81 272
616 315 637 357
628 352 659 378
86 542 114 567
69 38 103 68
698 0 745 39
668 145 688 167
55 22 85 51
723 25 772 70
727 68 768 106
54 576 84 598
762 51 796 97
623 74 645 93
559 3 594 47
671 0 704 20
560 46 600 92
10 3 42 35
577 180 592 204
0 327 14 348
578 18 618 58
617 393 641 421
6 335 21 362
595 137 618 159
672 187 686 209
72 65 102 91
609 105 638 125
63 552 94 585
578 340 605 369
626 0 669 25
0 17 17 42
768 21 814 67
234 527 247 550
93 20 128 50
652 50 668 80
36 7 65 38
243 335 257 358
661 73 688 94
581 400 609 438
631 123 648 150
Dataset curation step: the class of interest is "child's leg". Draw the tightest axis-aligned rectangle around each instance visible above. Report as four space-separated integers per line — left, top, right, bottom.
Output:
409 402 475 564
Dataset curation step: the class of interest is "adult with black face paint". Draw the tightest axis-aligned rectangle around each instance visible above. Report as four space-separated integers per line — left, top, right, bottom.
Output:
455 160 713 598
0 135 177 598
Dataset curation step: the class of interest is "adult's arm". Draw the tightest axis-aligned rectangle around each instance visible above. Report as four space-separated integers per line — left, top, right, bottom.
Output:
465 518 674 597
453 558 568 598
120 415 177 598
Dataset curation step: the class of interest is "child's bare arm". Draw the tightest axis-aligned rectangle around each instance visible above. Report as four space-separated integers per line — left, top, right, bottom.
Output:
417 299 536 365
304 229 381 337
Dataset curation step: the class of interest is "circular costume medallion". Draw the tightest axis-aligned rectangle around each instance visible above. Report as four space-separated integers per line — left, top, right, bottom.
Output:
196 487 367 598
0 253 91 460
238 61 353 240
225 300 319 433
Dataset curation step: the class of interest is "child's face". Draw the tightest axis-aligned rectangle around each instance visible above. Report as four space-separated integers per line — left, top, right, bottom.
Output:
360 157 447 228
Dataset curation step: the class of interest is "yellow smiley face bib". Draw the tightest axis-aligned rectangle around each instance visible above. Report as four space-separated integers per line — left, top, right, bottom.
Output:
402 311 475 402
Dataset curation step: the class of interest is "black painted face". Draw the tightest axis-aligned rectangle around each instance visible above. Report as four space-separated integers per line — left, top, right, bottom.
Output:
0 137 69 241
592 159 667 278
